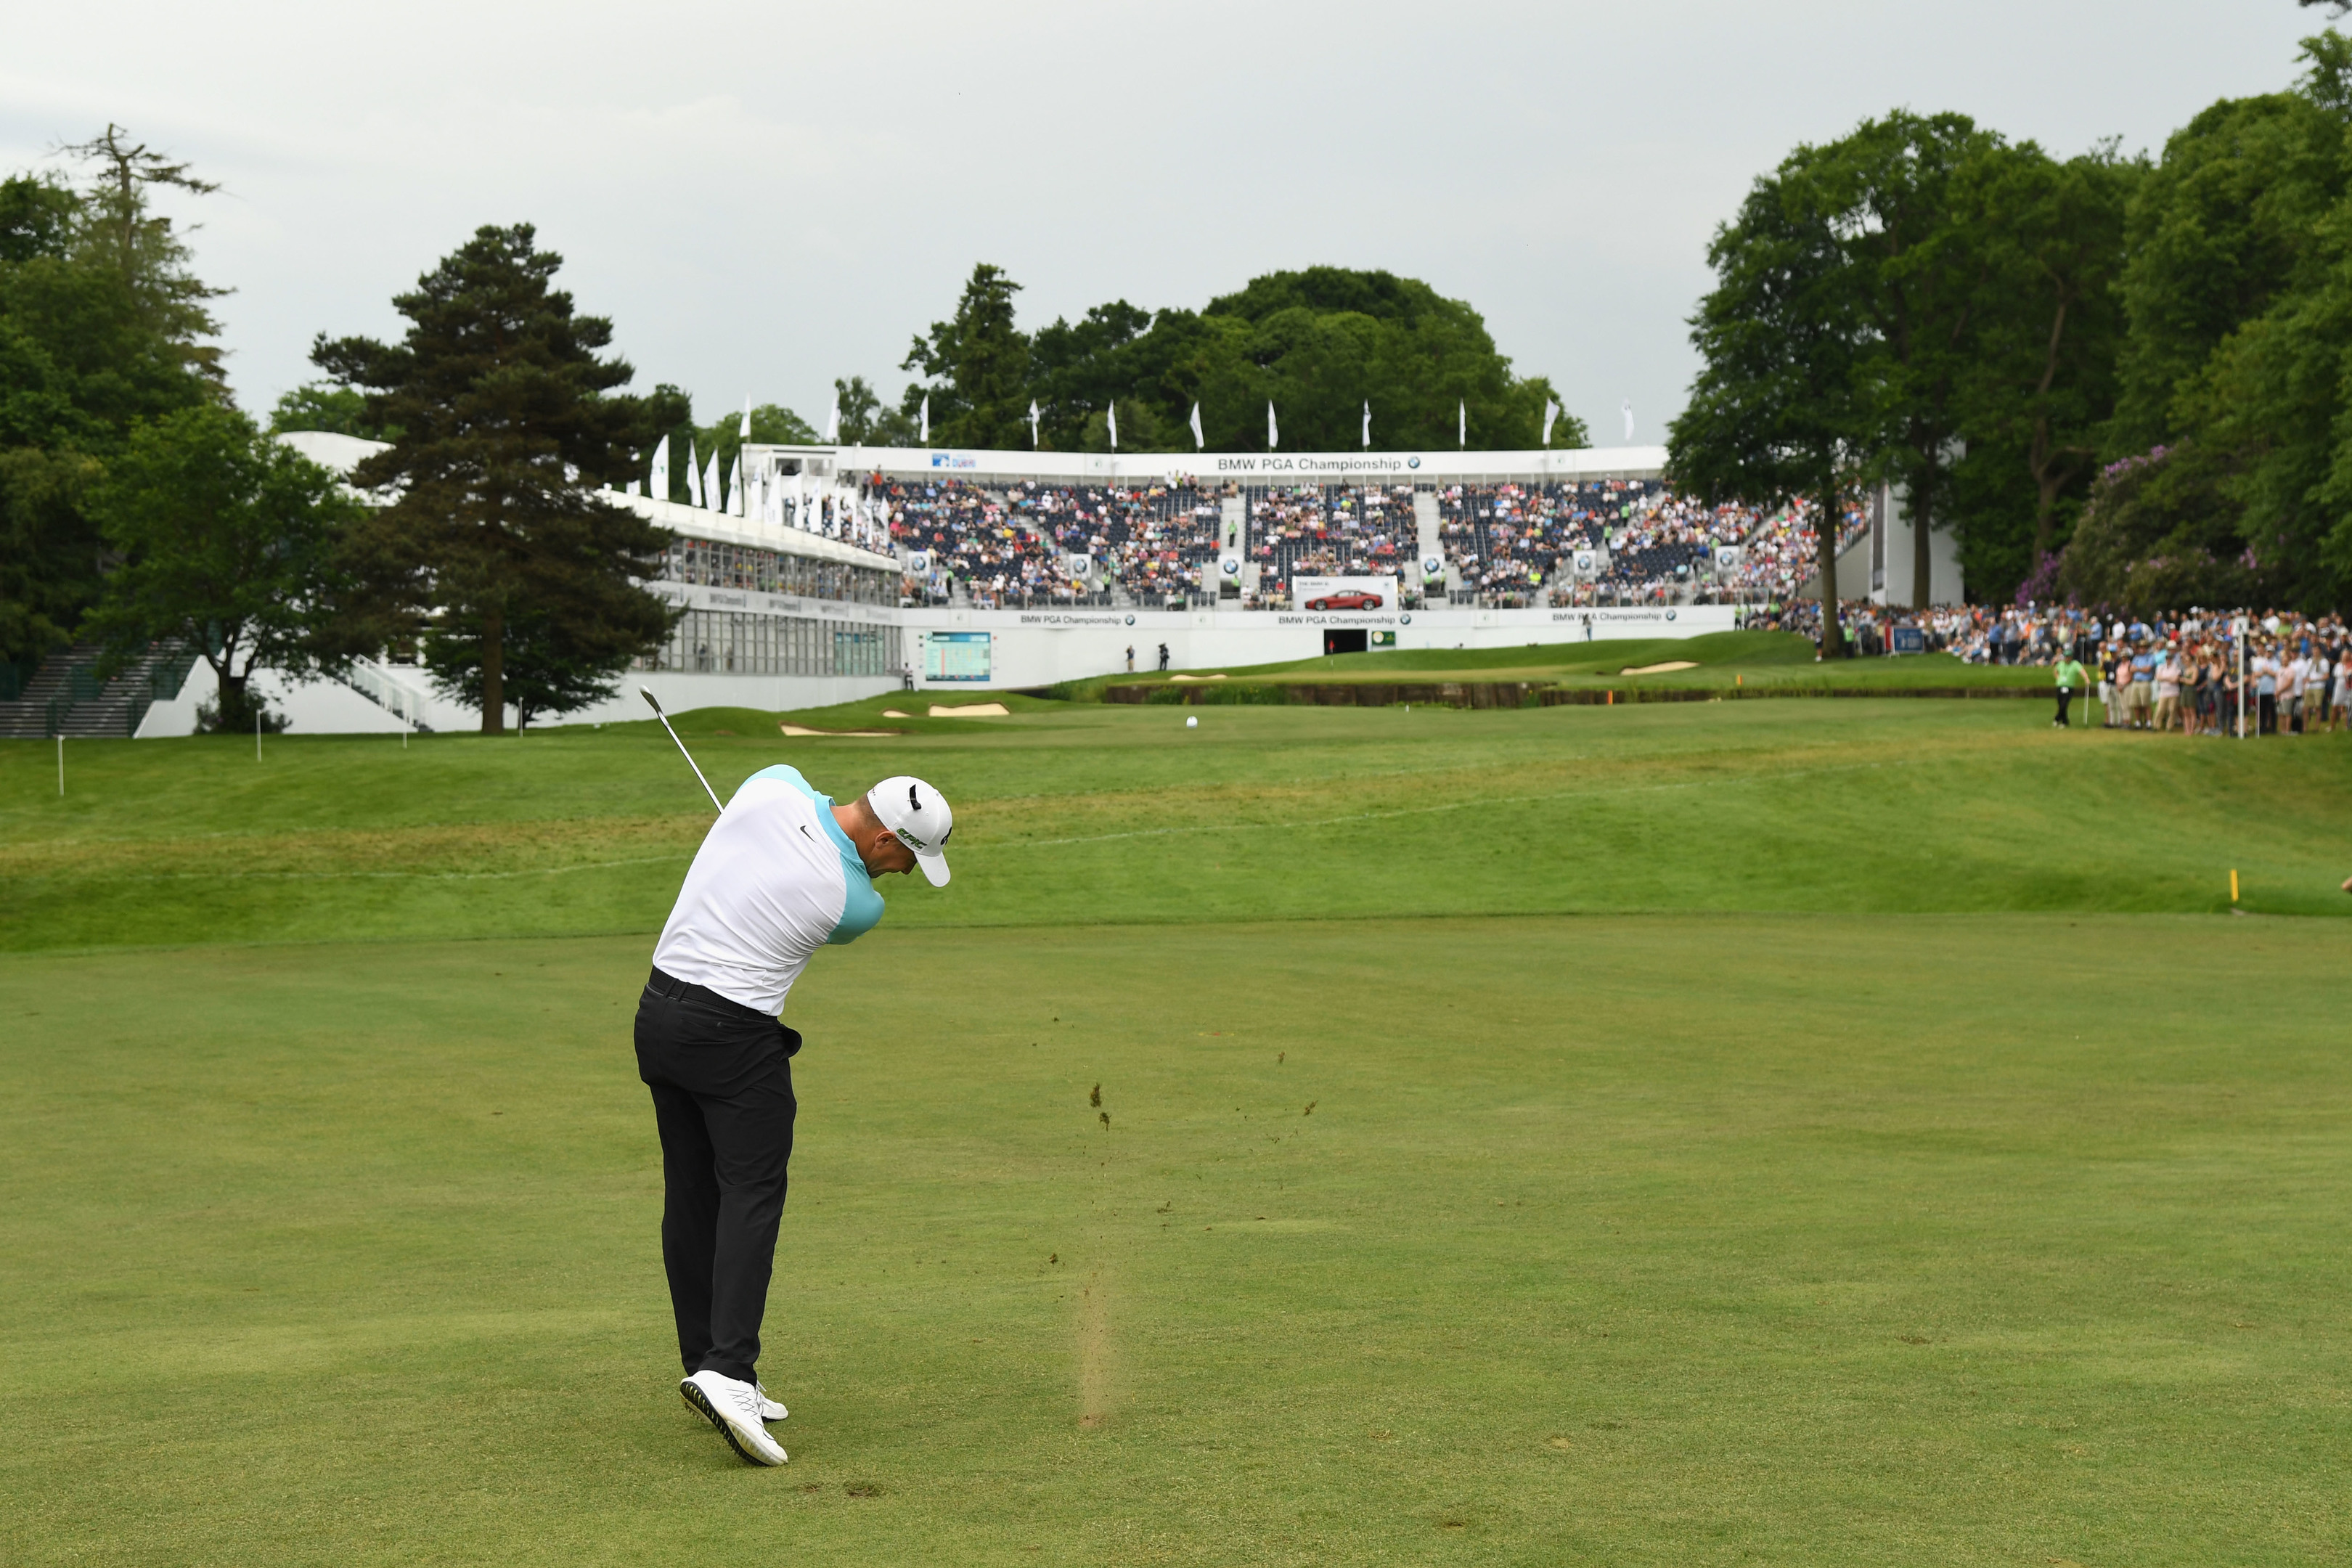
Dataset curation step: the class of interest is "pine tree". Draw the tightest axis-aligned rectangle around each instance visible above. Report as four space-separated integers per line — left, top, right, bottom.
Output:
313 224 673 732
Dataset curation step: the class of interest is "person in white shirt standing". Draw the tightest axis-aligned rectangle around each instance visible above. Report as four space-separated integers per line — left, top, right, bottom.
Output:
637 765 954 1466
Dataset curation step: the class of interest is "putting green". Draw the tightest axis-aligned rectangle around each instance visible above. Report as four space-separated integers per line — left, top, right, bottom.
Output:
3 915 2347 1564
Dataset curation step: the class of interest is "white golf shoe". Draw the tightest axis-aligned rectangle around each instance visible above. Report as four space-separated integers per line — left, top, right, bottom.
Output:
756 1382 787 1422
680 1371 788 1466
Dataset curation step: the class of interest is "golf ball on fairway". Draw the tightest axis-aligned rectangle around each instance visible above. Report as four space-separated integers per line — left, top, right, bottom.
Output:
1185 716 1198 728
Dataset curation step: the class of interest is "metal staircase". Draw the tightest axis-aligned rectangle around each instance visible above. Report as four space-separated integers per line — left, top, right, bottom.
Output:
0 643 200 739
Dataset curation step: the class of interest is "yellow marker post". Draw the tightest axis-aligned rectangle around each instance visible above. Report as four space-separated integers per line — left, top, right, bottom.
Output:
2231 869 2239 903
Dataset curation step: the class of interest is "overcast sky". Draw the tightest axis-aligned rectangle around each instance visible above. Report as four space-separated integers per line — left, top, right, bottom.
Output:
0 1 2327 448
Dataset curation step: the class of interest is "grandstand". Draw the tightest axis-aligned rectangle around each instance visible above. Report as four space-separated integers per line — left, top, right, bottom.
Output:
822 447 1869 611
152 437 1890 732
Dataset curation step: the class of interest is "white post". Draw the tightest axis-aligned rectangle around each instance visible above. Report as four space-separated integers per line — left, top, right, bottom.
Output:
57 734 63 796
256 704 262 761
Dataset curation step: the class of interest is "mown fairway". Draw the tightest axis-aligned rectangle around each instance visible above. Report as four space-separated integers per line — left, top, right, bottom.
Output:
2 693 2348 1565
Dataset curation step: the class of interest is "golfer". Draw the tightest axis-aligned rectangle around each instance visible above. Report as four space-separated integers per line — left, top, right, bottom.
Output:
636 765 953 1466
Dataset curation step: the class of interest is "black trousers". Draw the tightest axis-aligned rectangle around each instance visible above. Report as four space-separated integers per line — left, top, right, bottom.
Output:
2054 689 2073 726
634 968 801 1384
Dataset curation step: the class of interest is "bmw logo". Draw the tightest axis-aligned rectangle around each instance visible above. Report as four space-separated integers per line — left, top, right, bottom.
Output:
1665 610 1678 621
1407 456 1421 469
1124 613 1135 625
1400 613 1413 625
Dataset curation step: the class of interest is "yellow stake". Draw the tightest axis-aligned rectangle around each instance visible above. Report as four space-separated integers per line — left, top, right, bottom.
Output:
2231 869 2239 903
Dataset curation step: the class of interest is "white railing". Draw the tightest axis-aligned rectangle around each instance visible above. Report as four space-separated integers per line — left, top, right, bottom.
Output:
340 656 433 728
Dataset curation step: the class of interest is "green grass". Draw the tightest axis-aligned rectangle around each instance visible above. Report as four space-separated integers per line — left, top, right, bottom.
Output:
3 700 2350 1564
4 698 2345 952
1089 630 2058 694
5 917 2350 1564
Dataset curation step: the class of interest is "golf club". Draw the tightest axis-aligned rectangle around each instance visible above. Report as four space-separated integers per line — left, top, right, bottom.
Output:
640 687 724 814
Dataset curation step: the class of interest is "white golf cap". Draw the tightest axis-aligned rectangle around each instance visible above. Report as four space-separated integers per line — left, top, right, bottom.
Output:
867 775 954 886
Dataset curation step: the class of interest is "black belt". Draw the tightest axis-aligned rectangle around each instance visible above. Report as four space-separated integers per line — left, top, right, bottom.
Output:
645 966 776 1025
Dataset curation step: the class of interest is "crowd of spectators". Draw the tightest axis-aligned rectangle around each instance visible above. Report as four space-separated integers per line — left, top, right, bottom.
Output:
866 475 1868 608
1737 600 2352 737
1951 605 2350 735
875 478 1225 607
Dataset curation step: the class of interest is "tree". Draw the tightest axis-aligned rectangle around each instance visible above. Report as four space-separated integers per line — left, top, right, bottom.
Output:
52 124 227 392
0 133 222 669
682 397 820 510
81 404 361 731
313 224 674 733
1946 142 2138 599
269 381 399 440
1829 112 2001 608
2055 444 2259 612
833 375 917 446
899 264 1031 448
1670 143 1871 657
420 591 661 732
896 263 1588 454
2105 88 2343 454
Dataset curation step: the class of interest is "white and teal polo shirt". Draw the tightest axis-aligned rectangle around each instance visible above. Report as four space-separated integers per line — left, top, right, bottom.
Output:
651 764 884 1016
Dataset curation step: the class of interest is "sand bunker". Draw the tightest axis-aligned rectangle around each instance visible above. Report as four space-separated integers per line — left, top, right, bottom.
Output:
1620 661 1699 675
928 702 1012 717
1167 673 1228 683
779 724 901 737
881 710 912 718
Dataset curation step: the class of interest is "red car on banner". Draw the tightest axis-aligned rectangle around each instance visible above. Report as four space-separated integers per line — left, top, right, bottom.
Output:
1306 590 1384 611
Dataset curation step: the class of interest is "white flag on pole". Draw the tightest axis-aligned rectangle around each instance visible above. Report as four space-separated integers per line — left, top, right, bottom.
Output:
650 434 670 502
1542 401 1559 446
703 449 721 511
739 395 751 441
727 453 743 517
1189 401 1204 450
919 393 930 444
1108 400 1119 450
685 438 703 507
1361 400 1371 450
825 391 841 445
1267 401 1278 450
1029 399 1040 449
1458 400 1467 449
1622 399 1634 442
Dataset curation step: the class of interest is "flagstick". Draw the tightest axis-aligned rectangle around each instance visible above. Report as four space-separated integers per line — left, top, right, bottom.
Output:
57 734 63 796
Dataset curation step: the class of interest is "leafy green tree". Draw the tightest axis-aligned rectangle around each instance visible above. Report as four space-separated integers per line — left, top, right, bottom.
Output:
313 223 673 733
81 404 362 732
269 382 399 440
834 375 917 446
0 133 222 668
899 263 1586 454
1946 142 2139 598
682 398 820 510
420 595 652 731
2055 444 2258 612
900 263 1032 448
1826 112 2001 607
1670 142 1871 656
2105 87 2345 453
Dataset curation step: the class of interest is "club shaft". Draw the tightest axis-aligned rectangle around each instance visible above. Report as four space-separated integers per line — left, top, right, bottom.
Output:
656 712 724 813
